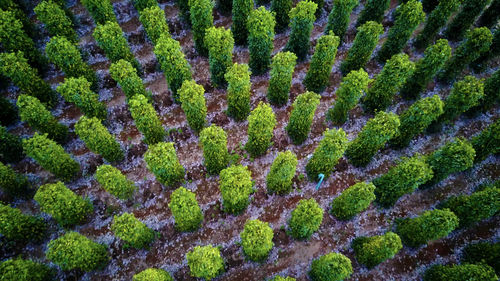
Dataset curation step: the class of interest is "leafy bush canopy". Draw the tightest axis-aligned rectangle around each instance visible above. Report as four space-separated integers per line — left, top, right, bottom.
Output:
132 0 158 12
240 219 274 261
309 252 353 281
128 94 165 145
267 151 298 194
306 128 348 181
355 0 389 27
0 125 24 163
133 268 174 281
219 165 253 214
110 59 151 102
0 162 30 198
186 245 225 280
168 186 203 231
199 125 229 175
225 63 251 121
139 5 169 45
56 77 107 120
424 263 498 281
304 31 340 93
285 0 317 60
444 0 491 41
81 0 116 24
462 241 500 274
111 212 156 249
471 119 500 163
0 258 54 281
189 0 213 56
271 0 293 32
414 0 460 49
95 164 136 200
426 138 475 185
204 26 234 87
288 198 324 239
0 203 46 242
179 80 207 132
352 232 402 268
325 0 359 43
286 91 321 145
245 102 276 157
75 116 124 163
247 7 276 75
330 182 376 220
34 0 77 42
231 0 253 45
267 51 297 106
144 142 185 186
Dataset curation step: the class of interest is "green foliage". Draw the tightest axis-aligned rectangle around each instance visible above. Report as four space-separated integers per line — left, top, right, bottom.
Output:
46 231 109 271
325 0 358 43
95 164 136 200
179 80 207 132
266 151 298 194
270 277 296 281
304 32 340 93
34 1 77 42
144 142 185 186
285 0 317 61
22 133 80 181
400 40 452 100
355 0 389 27
478 0 500 28
267 51 297 105
154 35 193 102
248 7 276 75
128 94 165 144
240 219 274 261
479 69 500 112
395 208 459 247
437 76 484 125
286 91 321 145
462 242 500 274
0 0 38 40
424 264 498 281
81 0 116 24
245 102 276 157
330 182 376 220
444 0 490 41
139 5 169 45
132 0 157 12
219 165 252 214
231 0 253 45
225 63 251 121
189 0 213 56
56 77 107 120
217 0 232 14
133 268 174 281
306 128 348 181
345 111 400 167
111 212 156 249
204 26 234 87
0 126 24 163
0 162 30 197
364 53 415 112
75 116 123 162
422 0 439 13
186 245 224 280
414 0 460 49
352 232 402 268
471 119 500 163
426 138 475 185
340 21 383 75
0 258 53 281
199 125 229 175
309 252 353 281
270 0 292 32
0 96 18 126
470 28 500 73
0 203 45 241
169 186 203 231
288 198 323 239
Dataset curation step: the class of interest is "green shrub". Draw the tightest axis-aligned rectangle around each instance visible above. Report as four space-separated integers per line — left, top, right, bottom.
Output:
241 219 274 262
304 32 340 93
363 53 415 112
179 80 207 132
426 138 475 185
111 212 156 249
395 208 459 247
245 102 276 157
345 111 400 167
219 165 253 214
414 0 460 49
154 35 192 102
34 1 77 42
133 268 174 281
325 0 358 43
424 264 498 281
340 21 383 75
139 5 169 45
270 0 292 32
266 151 298 194
132 0 157 12
471 119 500 163
169 186 203 231
472 69 500 113
144 142 185 187
285 0 317 61
75 116 123 162
462 242 500 274
189 0 213 56
128 94 165 144
176 0 190 22
444 0 490 41
217 0 232 14
422 0 439 13
46 231 109 271
478 0 500 28
352 232 402 268
110 58 151 101
0 0 38 40
248 7 275 75
56 77 107 120
470 28 500 73
288 198 323 239
231 0 253 45
373 155 433 207
400 40 452 100
0 258 53 281
309 252 353 281
0 203 45 241
330 182 375 220
355 0 389 27
225 63 251 121
0 96 18 126
81 0 116 24
186 245 224 280
95 164 136 200
204 26 234 87
0 125 24 163
22 133 80 181
305 128 348 181
438 27 493 82
0 162 30 197
286 91 321 145
17 95 68 143
199 125 229 175
267 51 297 105
270 276 296 281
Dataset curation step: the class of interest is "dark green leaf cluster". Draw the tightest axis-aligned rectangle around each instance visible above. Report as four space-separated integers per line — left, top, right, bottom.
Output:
248 7 275 75
189 0 213 56
325 0 358 43
426 138 475 185
414 0 460 49
471 119 500 163
422 0 439 13
0 126 24 163
231 0 253 45
240 219 274 261
270 0 292 32
81 0 116 24
285 0 317 61
462 242 500 274
0 0 38 40
286 91 321 145
440 75 484 124
330 182 376 220
470 28 500 73
199 125 229 175
478 0 500 28
217 0 232 15
109 58 153 102
176 0 190 22
479 69 500 112
132 0 157 12
204 26 234 87
424 264 498 281
304 32 340 93
225 63 251 121
266 151 297 194
144 142 185 186
288 198 323 239
75 116 123 162
168 186 203 231
352 232 402 268
0 203 45 241
0 96 18 126
0 258 53 281
269 276 296 281
56 77 107 120
139 5 169 45
219 165 253 214
355 0 389 27
308 252 353 281
128 94 165 144
0 162 30 197
111 212 156 249
306 128 348 181
95 164 136 200
179 80 207 132
133 268 174 281
186 245 224 280
34 1 77 42
245 102 276 157
444 0 490 41
267 51 297 105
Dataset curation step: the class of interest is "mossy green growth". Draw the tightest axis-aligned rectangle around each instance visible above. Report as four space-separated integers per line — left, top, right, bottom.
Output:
110 59 151 102
225 63 251 121
57 77 107 120
288 198 323 239
240 219 274 261
424 264 498 281
219 165 253 214
199 125 229 175
266 151 298 195
0 203 46 242
95 164 136 200
426 138 475 185
231 0 253 45
247 7 276 75
34 1 78 42
304 31 340 93
285 0 317 61
306 128 348 181
267 51 297 106
0 258 54 281
308 252 353 281
325 0 358 43
179 80 207 132
352 232 402 268
286 91 321 145
186 245 225 280
139 5 169 45
471 119 500 163
204 26 234 87
189 0 213 56
330 182 375 220
144 142 185 187
133 268 174 281
355 0 389 27
128 94 165 145
0 162 30 198
169 186 203 231
111 212 156 249
75 116 123 162
81 0 117 24
414 0 460 49
245 102 276 157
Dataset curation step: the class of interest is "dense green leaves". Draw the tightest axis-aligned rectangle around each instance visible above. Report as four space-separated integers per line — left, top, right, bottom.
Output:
81 0 116 24
270 276 296 281
225 63 251 121
424 264 498 281
355 0 389 27
179 80 207 132
204 26 234 87
306 128 348 181
245 102 276 157
133 268 174 281
240 219 274 261
0 162 30 197
248 7 275 75
139 5 169 45
128 94 165 144
426 138 475 185
34 1 77 42
189 0 213 56
414 0 460 49
325 0 358 43
330 182 376 220
304 32 339 93
286 91 321 145
111 212 156 249
271 0 292 32
186 245 224 280
56 77 107 120
169 186 203 231
132 0 158 12
309 252 353 281
75 116 123 162
0 258 53 281
471 119 500 163
231 0 253 45
219 165 253 214
462 242 500 274
0 96 18 127
144 142 185 186
352 232 402 268
266 151 298 194
288 198 323 239
95 164 136 200
267 51 297 105
444 0 491 41
285 0 317 61
0 126 24 163
0 203 45 241
199 125 229 175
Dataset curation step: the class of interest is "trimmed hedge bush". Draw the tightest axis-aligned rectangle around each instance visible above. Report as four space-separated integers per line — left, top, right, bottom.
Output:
355 0 389 27
75 116 123 162
266 151 298 194
270 277 296 281
133 268 174 281
245 102 276 157
169 186 203 231
462 242 500 274
23 133 80 181
0 162 30 197
478 69 500 112
471 119 500 163
271 0 292 32
0 203 45 241
0 259 53 281
179 80 207 132
345 111 400 167
288 198 323 239
225 63 251 121
240 219 274 261
395 208 459 247
306 128 348 181
0 0 38 39
248 7 275 75
199 125 229 175
186 245 224 280
285 0 317 61
444 0 490 41
286 91 321 145
46 231 109 271
309 252 353 281
304 32 340 93
34 1 78 42
470 28 500 73
128 94 165 145
219 165 253 214
426 138 475 185
139 5 169 45
111 212 156 249
424 264 498 281
330 182 376 220
478 0 500 28
110 59 152 102
352 232 402 268
132 0 157 12
231 0 253 45
95 164 136 200
414 0 460 49
189 0 213 56
325 0 358 43
56 77 107 120
144 142 185 187
81 0 116 24
0 96 18 126
204 26 234 87
267 51 297 105
0 125 24 163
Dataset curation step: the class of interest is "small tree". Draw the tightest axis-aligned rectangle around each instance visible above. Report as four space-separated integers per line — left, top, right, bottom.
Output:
444 0 491 41
133 268 174 281
309 252 353 281
56 77 107 120
266 151 298 194
132 0 157 12
478 0 500 28
470 28 500 73
325 0 358 43
169 187 203 231
462 242 500 274
225 63 251 121
288 198 323 239
46 232 109 271
286 91 321 145
240 219 274 261
199 125 229 175
352 232 402 268
426 138 475 185
231 0 253 45
245 102 276 157
271 0 292 32
304 32 340 93
306 128 348 181
340 21 383 75
355 0 389 27
330 182 376 220
414 0 461 49
111 213 156 249
219 165 253 214
0 162 30 197
144 142 185 187
471 119 500 163
139 5 169 45
468 69 500 113
81 0 116 24
95 164 136 200
0 126 24 163
128 94 165 145
345 111 400 167
75 116 123 162
0 258 53 281
34 0 78 42
0 203 45 242
186 245 224 280
189 0 213 56
267 51 297 106
285 0 317 61
110 59 152 102
179 80 207 132
204 26 234 87
248 7 275 75
424 264 498 281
